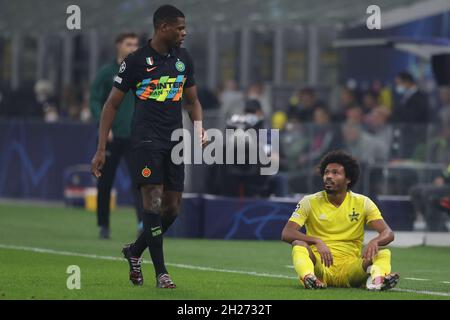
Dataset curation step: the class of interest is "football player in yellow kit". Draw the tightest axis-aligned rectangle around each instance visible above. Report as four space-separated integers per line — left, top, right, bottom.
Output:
281 150 399 290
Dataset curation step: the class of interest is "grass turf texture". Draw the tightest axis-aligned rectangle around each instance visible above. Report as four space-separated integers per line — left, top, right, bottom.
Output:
0 202 449 300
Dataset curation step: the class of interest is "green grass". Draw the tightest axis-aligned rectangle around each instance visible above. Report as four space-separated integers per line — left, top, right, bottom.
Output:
0 202 449 300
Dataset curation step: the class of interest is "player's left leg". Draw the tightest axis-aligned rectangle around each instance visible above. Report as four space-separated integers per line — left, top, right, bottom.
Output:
362 249 400 291
161 190 182 233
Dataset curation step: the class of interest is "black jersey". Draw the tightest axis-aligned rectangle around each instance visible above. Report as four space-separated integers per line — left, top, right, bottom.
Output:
113 39 195 147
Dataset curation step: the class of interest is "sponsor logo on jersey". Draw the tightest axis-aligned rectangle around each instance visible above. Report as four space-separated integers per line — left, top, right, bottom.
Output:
136 75 187 102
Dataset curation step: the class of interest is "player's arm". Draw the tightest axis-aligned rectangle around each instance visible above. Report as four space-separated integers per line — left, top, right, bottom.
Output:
183 85 207 145
281 221 321 245
91 87 126 178
281 221 333 267
364 219 395 261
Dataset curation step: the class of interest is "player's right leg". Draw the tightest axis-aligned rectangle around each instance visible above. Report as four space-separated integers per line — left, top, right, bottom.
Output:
291 240 326 289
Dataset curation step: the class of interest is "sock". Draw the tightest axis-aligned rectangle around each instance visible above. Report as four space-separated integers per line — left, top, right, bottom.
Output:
142 210 168 276
130 214 177 257
130 232 147 257
369 249 391 278
292 245 315 281
162 215 177 233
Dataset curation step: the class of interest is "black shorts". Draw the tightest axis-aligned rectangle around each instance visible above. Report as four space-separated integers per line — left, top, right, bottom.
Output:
131 144 184 192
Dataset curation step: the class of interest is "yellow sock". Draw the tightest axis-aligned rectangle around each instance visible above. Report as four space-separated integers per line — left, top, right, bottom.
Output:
370 249 392 278
292 245 315 280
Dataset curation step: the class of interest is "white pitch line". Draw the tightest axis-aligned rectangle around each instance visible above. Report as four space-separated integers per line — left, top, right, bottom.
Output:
442 281 450 284
405 277 429 281
1 244 450 298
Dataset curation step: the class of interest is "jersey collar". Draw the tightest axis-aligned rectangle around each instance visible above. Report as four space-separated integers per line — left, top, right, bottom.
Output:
324 190 349 208
147 39 176 59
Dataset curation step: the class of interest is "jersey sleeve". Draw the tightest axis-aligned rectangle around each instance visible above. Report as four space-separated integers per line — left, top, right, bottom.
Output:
113 54 136 93
288 197 311 227
364 197 383 224
184 51 196 88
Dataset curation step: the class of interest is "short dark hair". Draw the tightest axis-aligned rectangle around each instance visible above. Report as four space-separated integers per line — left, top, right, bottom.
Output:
153 5 185 29
115 32 138 44
318 150 360 190
397 71 415 84
244 99 262 114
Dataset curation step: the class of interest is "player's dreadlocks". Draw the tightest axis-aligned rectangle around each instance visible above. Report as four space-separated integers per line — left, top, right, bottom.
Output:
318 150 360 190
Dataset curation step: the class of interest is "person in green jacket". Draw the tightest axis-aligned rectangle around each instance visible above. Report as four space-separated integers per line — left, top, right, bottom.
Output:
90 32 142 239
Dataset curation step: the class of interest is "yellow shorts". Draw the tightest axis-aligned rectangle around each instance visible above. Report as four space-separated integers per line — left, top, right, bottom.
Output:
312 252 369 288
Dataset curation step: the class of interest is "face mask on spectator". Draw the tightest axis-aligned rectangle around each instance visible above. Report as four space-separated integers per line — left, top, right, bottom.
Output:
395 85 406 95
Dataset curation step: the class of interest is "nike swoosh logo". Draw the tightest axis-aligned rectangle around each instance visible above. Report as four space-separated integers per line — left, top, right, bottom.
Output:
146 67 157 72
151 227 160 231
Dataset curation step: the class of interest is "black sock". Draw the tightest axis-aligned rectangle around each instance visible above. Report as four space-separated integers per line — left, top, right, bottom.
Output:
130 232 147 257
162 215 177 233
142 210 167 276
130 214 176 261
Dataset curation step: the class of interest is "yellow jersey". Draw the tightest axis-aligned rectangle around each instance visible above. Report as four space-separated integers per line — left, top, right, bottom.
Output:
289 191 383 259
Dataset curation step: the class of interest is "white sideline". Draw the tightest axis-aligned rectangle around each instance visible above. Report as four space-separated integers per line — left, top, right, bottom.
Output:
0 244 449 298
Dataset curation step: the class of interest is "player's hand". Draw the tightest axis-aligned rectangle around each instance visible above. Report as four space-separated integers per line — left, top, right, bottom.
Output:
201 127 208 146
91 150 106 179
363 240 379 261
107 130 114 143
315 239 333 267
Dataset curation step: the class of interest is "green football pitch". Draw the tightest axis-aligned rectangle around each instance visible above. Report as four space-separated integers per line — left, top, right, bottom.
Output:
0 202 449 300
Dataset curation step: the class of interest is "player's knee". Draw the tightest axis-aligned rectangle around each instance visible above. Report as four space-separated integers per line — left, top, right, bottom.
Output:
162 203 180 218
142 187 163 212
376 248 391 259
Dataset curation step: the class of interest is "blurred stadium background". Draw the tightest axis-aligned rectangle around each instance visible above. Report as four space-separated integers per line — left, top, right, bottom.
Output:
1 1 450 299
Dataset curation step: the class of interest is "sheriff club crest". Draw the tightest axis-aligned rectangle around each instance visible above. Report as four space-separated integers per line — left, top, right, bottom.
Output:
349 208 360 222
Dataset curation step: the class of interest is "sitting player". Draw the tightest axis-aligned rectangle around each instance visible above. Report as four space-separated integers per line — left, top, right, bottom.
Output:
281 150 400 290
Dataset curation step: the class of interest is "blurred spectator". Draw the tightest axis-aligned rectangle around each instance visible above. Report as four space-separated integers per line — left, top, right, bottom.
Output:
409 164 450 231
333 87 359 122
345 105 363 124
34 79 59 122
271 111 288 130
298 106 342 167
247 82 271 117
287 87 319 123
391 72 429 123
413 122 450 163
219 79 245 122
217 99 287 197
361 91 378 115
341 123 389 165
365 107 393 153
390 72 430 159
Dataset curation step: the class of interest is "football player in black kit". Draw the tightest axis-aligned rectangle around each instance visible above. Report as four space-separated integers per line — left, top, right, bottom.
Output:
91 5 207 289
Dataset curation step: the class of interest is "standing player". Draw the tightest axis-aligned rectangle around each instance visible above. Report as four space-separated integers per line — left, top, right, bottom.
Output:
90 32 143 239
281 150 400 290
91 5 207 288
